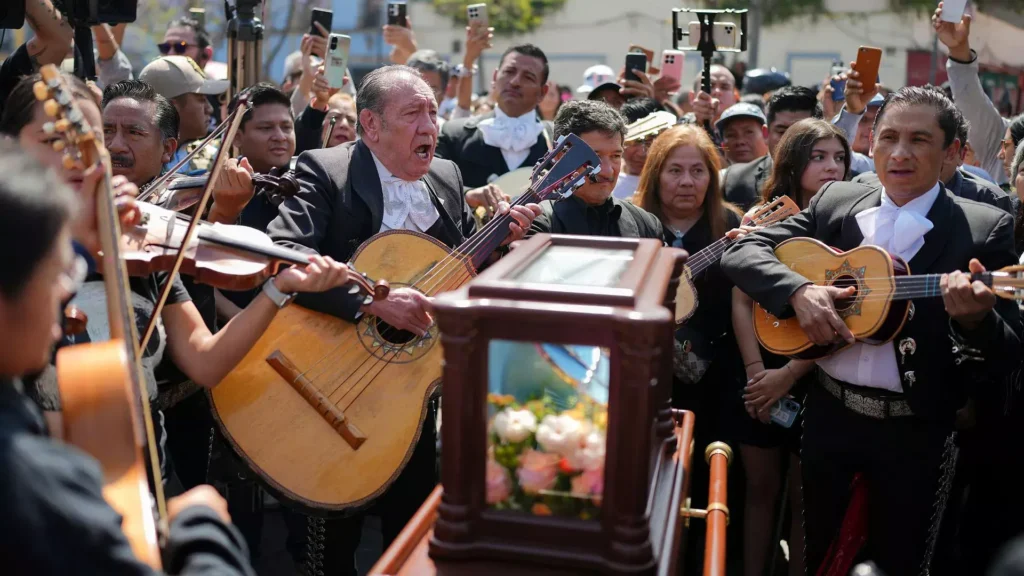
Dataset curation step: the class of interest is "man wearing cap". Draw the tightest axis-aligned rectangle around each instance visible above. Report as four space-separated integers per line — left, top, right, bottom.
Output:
721 86 822 210
140 55 229 175
436 44 553 214
578 64 626 109
717 102 769 165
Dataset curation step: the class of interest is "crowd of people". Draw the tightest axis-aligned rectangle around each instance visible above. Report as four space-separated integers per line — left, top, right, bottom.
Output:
1 0 1024 575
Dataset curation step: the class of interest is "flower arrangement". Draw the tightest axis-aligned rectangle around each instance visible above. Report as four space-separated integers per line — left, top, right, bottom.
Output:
486 392 606 520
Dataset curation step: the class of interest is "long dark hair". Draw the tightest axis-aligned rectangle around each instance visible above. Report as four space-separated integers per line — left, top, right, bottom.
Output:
762 118 851 208
635 124 728 240
1 73 98 136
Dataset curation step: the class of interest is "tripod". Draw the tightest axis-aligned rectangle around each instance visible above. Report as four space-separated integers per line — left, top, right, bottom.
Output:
226 0 264 101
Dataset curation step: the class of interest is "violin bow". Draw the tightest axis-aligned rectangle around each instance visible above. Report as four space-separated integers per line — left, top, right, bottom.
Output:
140 98 251 351
137 113 235 203
321 115 338 149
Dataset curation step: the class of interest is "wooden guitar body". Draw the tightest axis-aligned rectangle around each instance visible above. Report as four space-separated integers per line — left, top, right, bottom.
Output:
675 267 697 324
56 341 162 567
753 238 910 359
210 230 475 512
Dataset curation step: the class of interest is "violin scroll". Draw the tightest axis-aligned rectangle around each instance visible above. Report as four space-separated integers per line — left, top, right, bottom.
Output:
349 273 390 302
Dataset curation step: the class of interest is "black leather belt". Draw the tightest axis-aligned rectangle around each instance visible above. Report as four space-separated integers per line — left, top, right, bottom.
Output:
818 371 914 419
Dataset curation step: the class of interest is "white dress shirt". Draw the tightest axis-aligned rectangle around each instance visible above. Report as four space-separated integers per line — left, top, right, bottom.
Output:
370 151 440 234
477 107 545 171
817 183 941 392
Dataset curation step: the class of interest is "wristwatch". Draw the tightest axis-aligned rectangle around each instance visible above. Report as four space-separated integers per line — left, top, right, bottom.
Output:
262 277 296 309
452 63 478 79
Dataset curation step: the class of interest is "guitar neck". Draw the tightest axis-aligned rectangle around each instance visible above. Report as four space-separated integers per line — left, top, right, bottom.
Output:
686 237 732 276
458 189 540 271
892 272 989 301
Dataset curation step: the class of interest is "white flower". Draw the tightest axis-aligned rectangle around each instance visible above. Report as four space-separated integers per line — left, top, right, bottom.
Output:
535 414 588 456
566 429 606 471
492 408 537 443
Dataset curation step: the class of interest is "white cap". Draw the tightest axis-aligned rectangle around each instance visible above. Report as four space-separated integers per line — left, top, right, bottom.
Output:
576 64 616 95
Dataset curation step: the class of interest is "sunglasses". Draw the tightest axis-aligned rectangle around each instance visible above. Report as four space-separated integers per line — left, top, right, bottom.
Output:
158 41 192 55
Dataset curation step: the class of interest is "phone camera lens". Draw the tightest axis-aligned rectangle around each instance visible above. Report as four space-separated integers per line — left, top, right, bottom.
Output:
330 38 337 49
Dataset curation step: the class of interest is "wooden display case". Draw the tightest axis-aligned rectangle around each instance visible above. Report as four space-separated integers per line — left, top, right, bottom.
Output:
423 234 688 574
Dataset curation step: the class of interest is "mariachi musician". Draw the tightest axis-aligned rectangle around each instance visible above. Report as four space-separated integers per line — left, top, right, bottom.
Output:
720 87 1020 574
435 44 553 214
266 65 539 576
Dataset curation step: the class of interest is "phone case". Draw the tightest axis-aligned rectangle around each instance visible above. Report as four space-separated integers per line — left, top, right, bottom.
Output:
661 50 685 83
830 77 847 101
769 397 801 429
325 34 350 89
387 2 407 27
310 9 332 37
855 46 883 93
714 23 738 50
624 53 647 82
467 3 488 26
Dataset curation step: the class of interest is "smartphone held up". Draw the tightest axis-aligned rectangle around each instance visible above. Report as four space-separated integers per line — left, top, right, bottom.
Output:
325 33 351 89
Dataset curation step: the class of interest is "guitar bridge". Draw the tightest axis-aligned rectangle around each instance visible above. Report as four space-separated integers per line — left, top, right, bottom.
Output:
266 350 366 450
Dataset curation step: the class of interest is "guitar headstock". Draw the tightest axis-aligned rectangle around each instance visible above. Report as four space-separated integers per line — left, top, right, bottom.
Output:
624 111 677 145
527 133 602 202
32 65 102 170
986 265 1024 301
747 195 800 227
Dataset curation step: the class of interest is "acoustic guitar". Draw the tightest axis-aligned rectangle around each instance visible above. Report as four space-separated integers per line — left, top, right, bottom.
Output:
34 65 175 567
625 111 678 145
210 134 602 512
753 237 1024 359
675 195 799 323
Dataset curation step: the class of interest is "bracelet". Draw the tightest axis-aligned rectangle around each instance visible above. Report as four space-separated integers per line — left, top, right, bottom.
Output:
744 361 764 368
452 63 478 79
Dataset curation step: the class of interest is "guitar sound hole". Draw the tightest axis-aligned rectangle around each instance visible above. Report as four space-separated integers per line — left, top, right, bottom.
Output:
374 317 417 345
831 275 860 311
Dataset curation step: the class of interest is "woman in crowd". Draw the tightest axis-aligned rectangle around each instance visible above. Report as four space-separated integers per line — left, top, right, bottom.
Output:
731 118 851 576
1 72 352 487
634 124 747 572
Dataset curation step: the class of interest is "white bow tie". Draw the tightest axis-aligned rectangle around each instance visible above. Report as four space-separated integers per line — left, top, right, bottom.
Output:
855 200 933 260
379 177 436 231
478 112 544 153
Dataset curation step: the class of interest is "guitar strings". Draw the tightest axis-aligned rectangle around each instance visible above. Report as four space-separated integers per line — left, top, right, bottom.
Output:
306 174 559 408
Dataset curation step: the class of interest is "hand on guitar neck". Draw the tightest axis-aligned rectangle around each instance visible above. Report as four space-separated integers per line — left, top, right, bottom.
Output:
939 258 997 330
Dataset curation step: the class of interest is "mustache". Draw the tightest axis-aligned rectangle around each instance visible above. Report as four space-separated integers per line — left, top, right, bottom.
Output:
109 154 134 167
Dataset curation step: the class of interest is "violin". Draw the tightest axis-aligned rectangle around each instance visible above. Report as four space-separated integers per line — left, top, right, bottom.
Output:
123 201 390 297
146 166 300 215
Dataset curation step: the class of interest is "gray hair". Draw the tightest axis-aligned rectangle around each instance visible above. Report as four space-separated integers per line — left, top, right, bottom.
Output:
406 49 450 89
355 65 424 136
1012 139 1024 185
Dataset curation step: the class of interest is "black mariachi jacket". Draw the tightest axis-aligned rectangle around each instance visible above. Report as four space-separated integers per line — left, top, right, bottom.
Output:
721 181 1021 424
435 111 553 189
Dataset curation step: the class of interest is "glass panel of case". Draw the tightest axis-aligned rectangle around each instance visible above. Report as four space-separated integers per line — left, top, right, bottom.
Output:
511 245 635 288
485 340 609 520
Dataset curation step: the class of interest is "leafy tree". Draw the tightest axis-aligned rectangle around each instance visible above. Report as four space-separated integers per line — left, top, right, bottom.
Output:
431 0 568 35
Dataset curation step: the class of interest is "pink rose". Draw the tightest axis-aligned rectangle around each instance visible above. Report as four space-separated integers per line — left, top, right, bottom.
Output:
486 455 512 504
516 449 560 495
571 466 605 506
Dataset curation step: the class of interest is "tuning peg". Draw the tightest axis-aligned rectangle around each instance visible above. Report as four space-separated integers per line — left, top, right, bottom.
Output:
43 100 60 118
51 140 65 152
42 122 56 134
54 119 71 133
62 155 76 170
32 82 49 102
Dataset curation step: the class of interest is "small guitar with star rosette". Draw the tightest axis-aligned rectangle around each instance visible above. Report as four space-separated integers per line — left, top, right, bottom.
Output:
753 237 1024 359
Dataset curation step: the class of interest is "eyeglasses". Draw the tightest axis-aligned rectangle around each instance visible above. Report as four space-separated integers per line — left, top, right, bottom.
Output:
158 41 192 55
